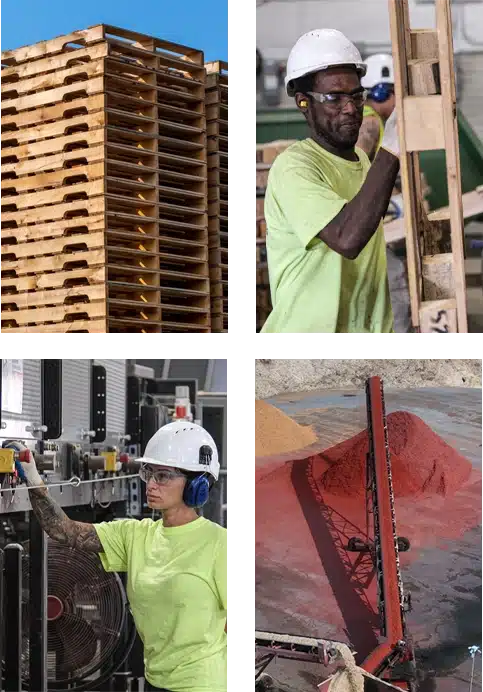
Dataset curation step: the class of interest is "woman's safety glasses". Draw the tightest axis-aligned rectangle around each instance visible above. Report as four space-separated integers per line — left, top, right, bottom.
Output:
139 464 186 485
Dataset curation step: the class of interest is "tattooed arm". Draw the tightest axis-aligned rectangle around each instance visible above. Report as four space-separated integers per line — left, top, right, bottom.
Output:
356 116 380 162
28 486 103 552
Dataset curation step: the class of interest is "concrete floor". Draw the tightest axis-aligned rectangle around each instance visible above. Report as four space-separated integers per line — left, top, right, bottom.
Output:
256 387 482 691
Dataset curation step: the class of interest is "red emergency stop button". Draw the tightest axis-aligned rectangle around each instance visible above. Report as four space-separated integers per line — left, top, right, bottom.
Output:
18 450 32 463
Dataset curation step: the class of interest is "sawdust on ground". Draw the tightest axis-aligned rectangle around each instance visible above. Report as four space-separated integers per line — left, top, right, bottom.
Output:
253 353 481 399
256 400 317 457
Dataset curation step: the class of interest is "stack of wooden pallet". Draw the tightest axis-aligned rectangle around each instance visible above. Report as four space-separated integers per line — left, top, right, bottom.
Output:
2 24 210 332
205 61 228 332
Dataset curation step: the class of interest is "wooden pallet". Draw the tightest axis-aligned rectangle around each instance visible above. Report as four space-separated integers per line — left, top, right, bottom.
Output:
388 0 467 332
2 24 204 71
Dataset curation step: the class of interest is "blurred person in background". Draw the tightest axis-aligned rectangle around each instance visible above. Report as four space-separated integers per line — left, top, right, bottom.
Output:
357 54 395 161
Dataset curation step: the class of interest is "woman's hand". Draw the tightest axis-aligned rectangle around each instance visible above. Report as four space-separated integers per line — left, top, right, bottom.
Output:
15 447 44 486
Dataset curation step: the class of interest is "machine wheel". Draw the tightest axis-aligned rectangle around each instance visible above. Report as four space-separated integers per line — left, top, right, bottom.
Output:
397 536 411 552
348 537 369 552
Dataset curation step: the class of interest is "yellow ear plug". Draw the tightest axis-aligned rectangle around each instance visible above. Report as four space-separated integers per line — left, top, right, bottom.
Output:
300 100 308 108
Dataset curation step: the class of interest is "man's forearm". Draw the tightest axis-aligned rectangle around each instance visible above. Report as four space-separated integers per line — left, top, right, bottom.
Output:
28 486 102 551
320 148 400 259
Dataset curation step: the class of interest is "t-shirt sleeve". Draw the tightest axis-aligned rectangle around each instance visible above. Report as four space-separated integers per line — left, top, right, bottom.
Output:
274 158 347 250
213 529 227 612
94 519 133 573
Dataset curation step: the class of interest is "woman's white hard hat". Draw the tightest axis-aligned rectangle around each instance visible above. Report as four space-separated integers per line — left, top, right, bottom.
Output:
136 420 220 480
285 29 367 97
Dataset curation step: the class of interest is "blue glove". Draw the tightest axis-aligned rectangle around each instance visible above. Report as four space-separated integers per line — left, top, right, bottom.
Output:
15 459 28 483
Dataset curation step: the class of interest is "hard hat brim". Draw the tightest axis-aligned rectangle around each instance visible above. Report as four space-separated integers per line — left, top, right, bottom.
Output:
286 62 367 97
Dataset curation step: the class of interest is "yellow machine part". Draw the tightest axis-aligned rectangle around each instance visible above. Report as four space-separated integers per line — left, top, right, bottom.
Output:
101 451 117 472
0 448 15 473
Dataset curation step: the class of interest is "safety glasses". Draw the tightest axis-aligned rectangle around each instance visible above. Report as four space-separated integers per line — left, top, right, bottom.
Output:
139 464 186 485
307 89 368 108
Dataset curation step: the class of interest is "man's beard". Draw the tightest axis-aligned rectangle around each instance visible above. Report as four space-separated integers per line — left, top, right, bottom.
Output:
310 103 359 150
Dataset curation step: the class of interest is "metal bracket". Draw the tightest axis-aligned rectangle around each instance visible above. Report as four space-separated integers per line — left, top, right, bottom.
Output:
91 364 106 443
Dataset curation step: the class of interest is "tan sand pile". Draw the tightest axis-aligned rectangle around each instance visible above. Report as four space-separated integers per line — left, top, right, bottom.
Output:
256 400 317 457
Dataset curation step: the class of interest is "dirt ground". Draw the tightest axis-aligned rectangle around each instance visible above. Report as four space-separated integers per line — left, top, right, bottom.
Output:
253 353 482 399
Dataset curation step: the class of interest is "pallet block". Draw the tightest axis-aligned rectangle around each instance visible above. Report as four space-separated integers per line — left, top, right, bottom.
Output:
388 0 467 332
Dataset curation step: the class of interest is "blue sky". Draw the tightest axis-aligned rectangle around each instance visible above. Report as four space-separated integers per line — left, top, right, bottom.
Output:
2 0 227 62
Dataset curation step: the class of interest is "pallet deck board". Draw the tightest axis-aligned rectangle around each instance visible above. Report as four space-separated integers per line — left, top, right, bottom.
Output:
0 319 108 333
1 283 106 308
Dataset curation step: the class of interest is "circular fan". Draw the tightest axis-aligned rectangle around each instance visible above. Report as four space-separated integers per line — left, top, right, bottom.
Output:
21 538 128 686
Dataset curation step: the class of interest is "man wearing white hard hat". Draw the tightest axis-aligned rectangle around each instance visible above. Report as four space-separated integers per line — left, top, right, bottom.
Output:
261 29 399 333
18 421 227 692
357 54 396 161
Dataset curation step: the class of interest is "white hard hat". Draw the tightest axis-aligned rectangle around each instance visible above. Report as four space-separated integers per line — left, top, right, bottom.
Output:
136 421 220 480
285 29 366 97
361 54 394 88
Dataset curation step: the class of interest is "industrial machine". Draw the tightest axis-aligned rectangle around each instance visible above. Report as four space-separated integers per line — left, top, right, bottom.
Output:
0 359 227 692
255 377 416 691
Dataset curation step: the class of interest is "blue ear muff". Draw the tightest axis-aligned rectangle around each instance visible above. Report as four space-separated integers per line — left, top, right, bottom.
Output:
370 83 393 103
183 474 210 508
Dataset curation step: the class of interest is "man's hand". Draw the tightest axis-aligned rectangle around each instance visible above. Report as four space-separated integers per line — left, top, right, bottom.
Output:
381 109 399 158
356 116 380 162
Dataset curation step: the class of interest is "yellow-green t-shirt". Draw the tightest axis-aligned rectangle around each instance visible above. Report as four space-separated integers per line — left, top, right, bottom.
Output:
363 104 384 152
94 516 227 692
261 138 393 333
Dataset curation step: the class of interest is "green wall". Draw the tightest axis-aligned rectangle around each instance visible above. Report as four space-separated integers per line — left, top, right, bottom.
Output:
256 108 483 212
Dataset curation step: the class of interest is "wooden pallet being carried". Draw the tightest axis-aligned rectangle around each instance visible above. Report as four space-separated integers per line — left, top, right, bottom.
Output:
388 0 467 333
1 24 211 333
205 60 228 332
